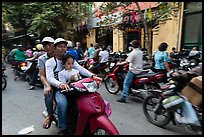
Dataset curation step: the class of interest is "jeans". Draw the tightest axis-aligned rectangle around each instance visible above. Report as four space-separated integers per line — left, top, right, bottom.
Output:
44 93 54 115
55 90 68 131
121 71 136 100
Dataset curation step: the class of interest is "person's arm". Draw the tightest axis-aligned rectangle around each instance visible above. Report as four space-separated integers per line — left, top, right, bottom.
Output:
45 59 63 88
116 51 133 66
116 61 128 66
10 50 16 57
73 60 94 77
26 54 38 61
163 53 170 72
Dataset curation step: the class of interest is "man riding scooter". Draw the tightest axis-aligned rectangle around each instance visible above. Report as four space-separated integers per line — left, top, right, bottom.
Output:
45 38 101 135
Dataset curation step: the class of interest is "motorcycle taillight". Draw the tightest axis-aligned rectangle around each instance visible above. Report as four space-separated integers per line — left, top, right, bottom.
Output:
20 62 27 67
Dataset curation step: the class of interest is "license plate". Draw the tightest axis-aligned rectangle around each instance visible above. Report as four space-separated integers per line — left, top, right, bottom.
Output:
105 68 110 72
110 63 115 67
21 66 28 71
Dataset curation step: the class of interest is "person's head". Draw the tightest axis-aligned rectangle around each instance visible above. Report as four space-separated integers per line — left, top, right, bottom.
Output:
76 42 80 47
129 40 140 49
41 37 55 55
158 42 168 51
102 45 106 51
67 40 73 49
18 45 23 51
36 44 44 51
94 43 100 49
90 43 93 47
172 47 176 51
192 47 197 51
54 38 68 57
62 54 75 70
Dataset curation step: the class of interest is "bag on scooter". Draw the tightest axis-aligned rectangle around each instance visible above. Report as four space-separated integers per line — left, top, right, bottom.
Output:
162 95 184 111
175 100 200 126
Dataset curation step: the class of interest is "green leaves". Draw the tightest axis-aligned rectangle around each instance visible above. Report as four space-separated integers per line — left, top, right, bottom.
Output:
3 2 93 38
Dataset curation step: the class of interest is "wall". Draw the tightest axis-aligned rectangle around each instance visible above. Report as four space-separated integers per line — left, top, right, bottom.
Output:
86 29 96 48
152 2 184 54
113 28 124 52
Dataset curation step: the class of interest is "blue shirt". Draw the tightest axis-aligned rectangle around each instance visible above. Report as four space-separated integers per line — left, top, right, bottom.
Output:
77 48 83 60
154 51 169 70
65 49 78 62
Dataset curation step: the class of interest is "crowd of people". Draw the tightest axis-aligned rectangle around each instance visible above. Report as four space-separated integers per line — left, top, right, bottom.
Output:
3 37 202 135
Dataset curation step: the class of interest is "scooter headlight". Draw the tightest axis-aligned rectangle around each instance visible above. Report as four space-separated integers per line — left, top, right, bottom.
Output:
82 81 98 92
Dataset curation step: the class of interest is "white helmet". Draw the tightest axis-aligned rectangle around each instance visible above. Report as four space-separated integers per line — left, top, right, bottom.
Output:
41 37 54 44
67 40 73 48
36 44 44 50
54 38 68 46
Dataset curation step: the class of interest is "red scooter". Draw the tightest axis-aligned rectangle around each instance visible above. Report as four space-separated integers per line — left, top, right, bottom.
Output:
43 77 119 135
104 63 165 99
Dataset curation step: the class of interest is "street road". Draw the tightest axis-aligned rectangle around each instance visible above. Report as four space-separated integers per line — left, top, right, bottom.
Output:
2 63 196 135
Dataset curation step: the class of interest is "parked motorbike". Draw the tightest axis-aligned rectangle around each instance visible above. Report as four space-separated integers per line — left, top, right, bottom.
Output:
104 63 165 99
142 74 202 135
43 77 119 135
2 63 7 90
89 62 110 79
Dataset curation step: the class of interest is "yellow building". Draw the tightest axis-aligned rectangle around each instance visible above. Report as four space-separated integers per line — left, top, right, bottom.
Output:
87 2 202 54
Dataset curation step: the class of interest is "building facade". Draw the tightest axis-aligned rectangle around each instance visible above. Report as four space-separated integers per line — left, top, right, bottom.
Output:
87 2 202 54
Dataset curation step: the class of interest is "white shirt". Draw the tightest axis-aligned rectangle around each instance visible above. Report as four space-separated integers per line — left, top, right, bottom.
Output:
99 50 109 63
189 50 199 56
126 48 143 74
58 69 80 83
45 57 93 88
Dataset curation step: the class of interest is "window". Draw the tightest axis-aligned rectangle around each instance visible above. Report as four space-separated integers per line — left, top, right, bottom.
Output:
182 2 202 50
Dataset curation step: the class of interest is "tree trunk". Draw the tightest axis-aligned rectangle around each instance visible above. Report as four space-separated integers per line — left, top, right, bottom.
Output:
135 2 152 59
62 21 68 40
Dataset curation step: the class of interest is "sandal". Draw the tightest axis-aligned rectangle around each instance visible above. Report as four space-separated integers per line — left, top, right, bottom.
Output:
43 115 54 129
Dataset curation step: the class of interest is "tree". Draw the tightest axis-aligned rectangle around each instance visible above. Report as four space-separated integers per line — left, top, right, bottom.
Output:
3 2 94 40
2 2 43 45
29 2 93 40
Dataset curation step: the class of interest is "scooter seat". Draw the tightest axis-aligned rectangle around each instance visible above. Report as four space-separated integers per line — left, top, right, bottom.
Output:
134 72 160 79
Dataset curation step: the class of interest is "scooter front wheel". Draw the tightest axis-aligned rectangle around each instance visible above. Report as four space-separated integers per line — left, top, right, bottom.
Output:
93 129 111 135
2 76 7 90
104 77 120 94
143 95 171 127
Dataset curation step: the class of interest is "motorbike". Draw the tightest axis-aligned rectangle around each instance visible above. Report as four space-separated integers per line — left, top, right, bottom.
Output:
2 63 7 90
142 74 202 135
23 59 43 87
104 62 165 99
43 77 119 135
13 61 27 81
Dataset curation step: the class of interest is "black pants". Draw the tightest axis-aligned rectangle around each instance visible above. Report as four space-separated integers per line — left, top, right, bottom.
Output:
13 60 23 77
30 68 39 86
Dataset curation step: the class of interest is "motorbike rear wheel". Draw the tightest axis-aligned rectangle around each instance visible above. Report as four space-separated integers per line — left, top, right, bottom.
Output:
143 95 171 127
93 129 111 135
104 77 120 94
2 76 7 90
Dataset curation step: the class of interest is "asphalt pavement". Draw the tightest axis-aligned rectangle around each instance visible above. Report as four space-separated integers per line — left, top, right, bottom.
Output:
2 63 196 135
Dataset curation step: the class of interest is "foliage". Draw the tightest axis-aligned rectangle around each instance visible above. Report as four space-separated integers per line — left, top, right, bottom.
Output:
2 2 93 38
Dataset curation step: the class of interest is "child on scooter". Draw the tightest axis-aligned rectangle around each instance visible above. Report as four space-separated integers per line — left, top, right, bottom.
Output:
58 54 81 85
